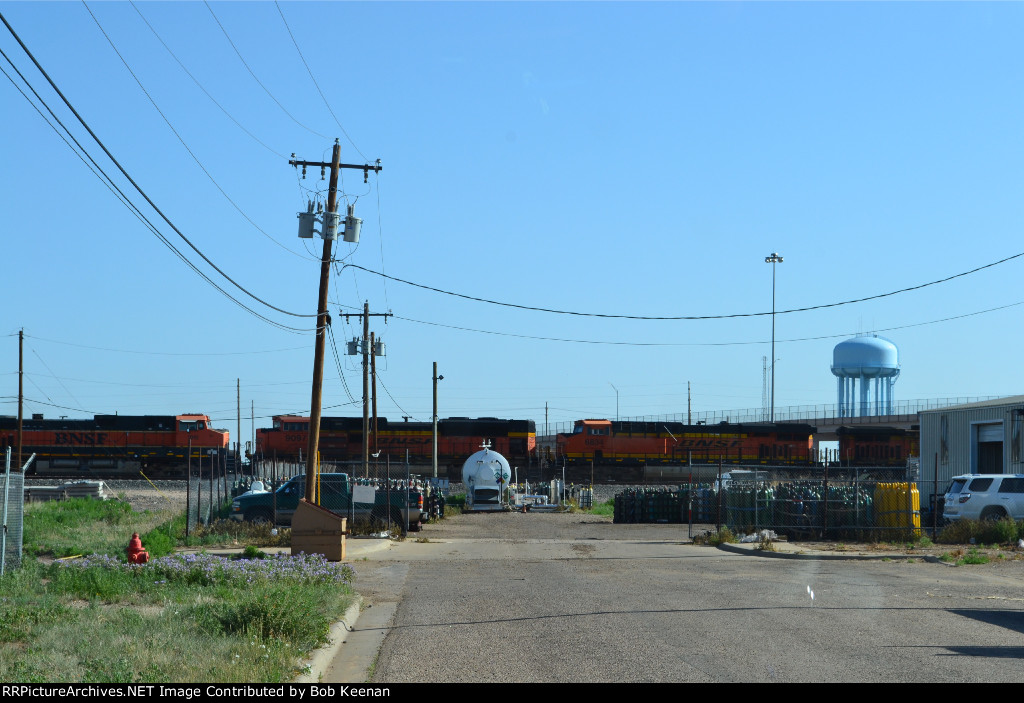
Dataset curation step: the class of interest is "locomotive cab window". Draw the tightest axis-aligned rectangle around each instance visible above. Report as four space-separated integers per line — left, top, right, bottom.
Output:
179 420 201 432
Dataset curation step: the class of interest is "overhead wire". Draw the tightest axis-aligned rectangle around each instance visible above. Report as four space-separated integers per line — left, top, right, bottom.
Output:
30 347 82 408
204 0 326 139
0 33 313 333
378 300 1024 347
338 248 1024 320
375 373 417 421
327 325 357 403
84 2 316 267
24 334 308 357
274 0 368 162
129 1 288 160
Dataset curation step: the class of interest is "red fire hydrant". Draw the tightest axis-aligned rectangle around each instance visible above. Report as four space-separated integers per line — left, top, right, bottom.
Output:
126 532 149 564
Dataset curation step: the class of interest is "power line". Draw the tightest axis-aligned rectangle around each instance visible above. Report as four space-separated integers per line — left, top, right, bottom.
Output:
339 249 1024 320
0 42 312 333
129 1 288 160
204 0 326 139
387 299 1024 347
1 9 316 325
85 2 314 266
274 0 368 162
375 373 417 421
24 334 308 357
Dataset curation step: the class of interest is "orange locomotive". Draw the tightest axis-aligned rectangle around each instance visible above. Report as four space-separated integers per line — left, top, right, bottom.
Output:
0 413 229 477
835 426 919 466
256 415 536 468
556 419 817 465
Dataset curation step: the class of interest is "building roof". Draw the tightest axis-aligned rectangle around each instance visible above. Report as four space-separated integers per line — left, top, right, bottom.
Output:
919 395 1024 414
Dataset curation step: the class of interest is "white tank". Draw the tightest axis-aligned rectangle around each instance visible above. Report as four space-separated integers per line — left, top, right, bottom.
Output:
461 447 511 509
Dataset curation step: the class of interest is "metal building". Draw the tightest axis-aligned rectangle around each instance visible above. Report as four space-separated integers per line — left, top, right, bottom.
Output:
831 335 900 417
918 395 1024 506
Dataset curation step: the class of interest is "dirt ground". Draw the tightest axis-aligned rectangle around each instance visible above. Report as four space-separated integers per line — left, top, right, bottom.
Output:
38 480 1024 563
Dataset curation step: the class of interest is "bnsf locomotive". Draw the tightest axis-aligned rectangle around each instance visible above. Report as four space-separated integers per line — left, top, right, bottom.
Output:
0 413 229 477
551 418 919 469
552 417 815 466
256 415 536 468
835 426 918 467
554 419 817 466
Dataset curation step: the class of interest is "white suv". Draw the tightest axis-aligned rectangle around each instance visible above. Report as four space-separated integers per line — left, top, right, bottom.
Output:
943 474 1024 522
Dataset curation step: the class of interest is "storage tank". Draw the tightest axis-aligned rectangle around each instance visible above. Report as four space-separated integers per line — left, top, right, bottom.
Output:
831 335 900 417
461 445 511 512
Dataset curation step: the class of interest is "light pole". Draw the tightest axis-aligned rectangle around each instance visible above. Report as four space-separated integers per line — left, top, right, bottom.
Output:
609 383 619 421
432 362 444 478
765 252 783 422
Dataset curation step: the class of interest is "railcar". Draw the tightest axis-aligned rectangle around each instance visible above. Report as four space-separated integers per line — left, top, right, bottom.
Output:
256 415 536 467
555 419 817 465
835 426 919 466
0 413 229 477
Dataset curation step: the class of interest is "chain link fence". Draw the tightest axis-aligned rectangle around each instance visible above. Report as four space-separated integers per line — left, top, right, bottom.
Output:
2 468 24 573
614 469 924 540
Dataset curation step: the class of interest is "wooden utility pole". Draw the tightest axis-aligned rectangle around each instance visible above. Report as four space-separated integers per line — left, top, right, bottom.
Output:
362 302 370 477
371 331 378 463
290 142 381 502
344 304 391 479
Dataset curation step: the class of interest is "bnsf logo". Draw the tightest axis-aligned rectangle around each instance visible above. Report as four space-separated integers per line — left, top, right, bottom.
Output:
54 432 108 446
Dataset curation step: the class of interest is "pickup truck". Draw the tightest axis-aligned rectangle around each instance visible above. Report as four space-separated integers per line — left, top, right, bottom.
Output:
230 473 416 534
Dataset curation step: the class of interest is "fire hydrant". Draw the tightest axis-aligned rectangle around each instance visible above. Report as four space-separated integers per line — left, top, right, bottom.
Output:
126 532 149 564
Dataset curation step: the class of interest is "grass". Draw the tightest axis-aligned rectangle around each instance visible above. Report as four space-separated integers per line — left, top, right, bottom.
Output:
937 517 1023 546
939 547 994 566
693 526 738 546
2 498 355 683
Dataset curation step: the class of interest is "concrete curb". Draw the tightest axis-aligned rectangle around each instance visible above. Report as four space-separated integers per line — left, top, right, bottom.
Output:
717 542 947 564
294 596 364 684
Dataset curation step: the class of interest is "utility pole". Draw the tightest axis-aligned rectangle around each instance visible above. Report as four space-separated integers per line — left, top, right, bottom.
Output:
290 141 382 502
17 328 23 471
344 303 391 479
687 382 691 425
371 331 378 469
362 303 369 477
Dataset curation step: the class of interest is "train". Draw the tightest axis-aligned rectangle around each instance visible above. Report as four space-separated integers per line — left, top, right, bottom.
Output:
1 407 917 481
0 413 229 478
255 415 537 469
550 419 918 470
835 426 919 466
552 419 818 466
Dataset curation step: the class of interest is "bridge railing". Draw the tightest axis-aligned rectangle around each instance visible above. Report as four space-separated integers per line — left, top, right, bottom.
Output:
541 396 998 437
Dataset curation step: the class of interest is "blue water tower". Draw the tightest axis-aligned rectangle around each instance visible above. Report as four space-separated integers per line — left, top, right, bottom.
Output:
831 335 900 417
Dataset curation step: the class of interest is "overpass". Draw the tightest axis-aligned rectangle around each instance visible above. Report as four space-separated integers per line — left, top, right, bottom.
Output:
539 396 999 441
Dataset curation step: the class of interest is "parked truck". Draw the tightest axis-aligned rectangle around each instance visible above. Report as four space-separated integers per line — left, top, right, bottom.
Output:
230 473 417 534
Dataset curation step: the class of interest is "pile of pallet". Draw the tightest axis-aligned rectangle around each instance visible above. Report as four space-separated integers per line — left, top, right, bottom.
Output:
24 480 108 503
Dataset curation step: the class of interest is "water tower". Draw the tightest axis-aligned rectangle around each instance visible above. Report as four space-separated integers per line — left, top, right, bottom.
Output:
831 335 900 417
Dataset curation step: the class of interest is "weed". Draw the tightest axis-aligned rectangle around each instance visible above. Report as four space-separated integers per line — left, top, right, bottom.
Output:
693 527 737 546
960 548 990 565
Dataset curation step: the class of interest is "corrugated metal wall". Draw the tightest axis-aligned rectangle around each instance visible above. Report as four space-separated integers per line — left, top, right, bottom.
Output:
920 401 1024 505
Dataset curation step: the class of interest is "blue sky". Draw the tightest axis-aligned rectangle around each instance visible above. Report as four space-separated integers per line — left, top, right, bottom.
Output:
2 1 1023 448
